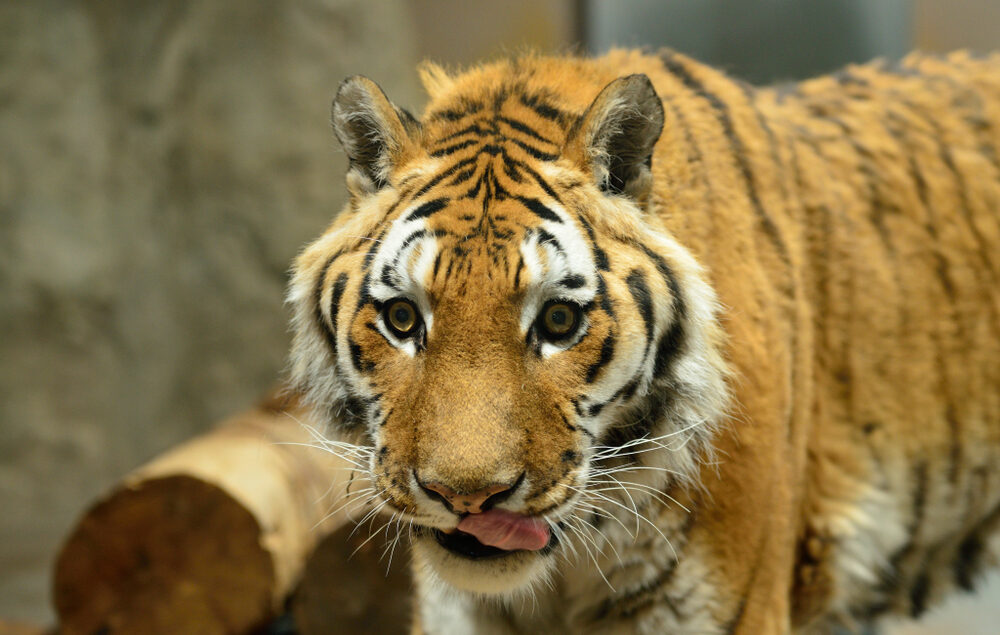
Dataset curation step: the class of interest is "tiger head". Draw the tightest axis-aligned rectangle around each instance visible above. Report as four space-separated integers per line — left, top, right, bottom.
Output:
287 60 729 595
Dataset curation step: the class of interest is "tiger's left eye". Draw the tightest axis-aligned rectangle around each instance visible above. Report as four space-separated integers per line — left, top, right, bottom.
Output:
538 301 581 341
384 298 420 337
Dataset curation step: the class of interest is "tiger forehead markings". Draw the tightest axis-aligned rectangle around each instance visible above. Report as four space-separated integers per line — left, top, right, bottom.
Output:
288 49 1000 634
371 87 601 313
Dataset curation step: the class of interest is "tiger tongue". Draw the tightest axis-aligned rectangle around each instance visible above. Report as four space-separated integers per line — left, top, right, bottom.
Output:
455 509 550 551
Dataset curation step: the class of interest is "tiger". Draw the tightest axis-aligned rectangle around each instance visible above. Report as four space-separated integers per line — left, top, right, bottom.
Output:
285 48 1000 634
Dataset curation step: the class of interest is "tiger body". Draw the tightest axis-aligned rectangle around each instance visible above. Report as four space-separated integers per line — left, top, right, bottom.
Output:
287 49 1000 634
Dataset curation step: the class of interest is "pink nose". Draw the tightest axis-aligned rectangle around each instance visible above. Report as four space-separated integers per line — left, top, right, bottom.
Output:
417 475 522 514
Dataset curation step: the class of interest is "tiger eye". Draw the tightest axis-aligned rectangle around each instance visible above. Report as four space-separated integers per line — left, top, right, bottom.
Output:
386 299 418 335
542 303 576 336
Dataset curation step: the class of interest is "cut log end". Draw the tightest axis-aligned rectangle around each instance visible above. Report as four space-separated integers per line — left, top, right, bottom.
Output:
53 475 275 635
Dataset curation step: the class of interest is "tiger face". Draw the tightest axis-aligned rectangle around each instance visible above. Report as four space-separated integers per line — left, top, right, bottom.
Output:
288 67 729 594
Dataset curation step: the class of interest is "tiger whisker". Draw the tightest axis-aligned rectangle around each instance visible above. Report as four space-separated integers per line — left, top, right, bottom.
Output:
564 515 618 591
312 487 379 531
559 516 606 581
349 498 390 540
571 497 636 539
349 502 395 559
589 478 692 514
572 484 678 560
601 473 642 536
589 418 712 459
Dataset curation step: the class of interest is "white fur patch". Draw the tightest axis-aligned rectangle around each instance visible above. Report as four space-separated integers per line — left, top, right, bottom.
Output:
518 202 599 343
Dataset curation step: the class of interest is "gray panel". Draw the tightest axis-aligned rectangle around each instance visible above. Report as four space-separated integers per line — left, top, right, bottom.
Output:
584 0 911 83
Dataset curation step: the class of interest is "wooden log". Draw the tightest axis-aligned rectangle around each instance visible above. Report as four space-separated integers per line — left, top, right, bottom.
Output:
0 620 51 635
52 394 361 635
291 522 412 635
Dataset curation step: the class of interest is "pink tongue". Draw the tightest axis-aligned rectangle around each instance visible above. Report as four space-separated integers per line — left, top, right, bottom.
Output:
456 509 550 551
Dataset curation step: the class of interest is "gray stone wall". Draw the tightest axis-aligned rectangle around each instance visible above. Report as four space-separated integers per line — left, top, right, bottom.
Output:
0 0 420 622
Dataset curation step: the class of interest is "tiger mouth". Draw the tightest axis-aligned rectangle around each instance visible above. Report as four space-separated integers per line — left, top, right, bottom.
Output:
428 526 560 560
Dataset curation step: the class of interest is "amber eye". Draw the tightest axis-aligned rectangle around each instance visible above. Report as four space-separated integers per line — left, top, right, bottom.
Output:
538 301 581 341
384 298 420 338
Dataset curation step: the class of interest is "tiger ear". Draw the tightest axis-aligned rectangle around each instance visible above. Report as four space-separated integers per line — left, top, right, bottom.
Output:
331 76 421 197
564 74 664 201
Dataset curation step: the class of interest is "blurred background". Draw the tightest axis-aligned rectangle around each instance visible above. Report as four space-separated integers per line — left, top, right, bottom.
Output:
1 0 998 631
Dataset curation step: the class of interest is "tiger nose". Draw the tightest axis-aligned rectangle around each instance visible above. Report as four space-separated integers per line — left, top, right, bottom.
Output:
416 473 523 514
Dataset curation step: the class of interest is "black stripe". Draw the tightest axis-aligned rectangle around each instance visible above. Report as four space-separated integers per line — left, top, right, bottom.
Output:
405 198 449 221
901 462 929 549
637 243 685 320
659 52 791 269
415 157 477 198
577 214 611 271
382 186 412 219
954 532 985 591
951 496 1000 592
739 80 791 210
652 320 685 379
586 401 607 417
508 156 562 203
560 274 586 289
585 334 616 383
502 159 523 182
449 167 477 186
497 116 556 145
909 572 931 618
463 171 485 199
535 227 563 253
510 138 558 161
596 274 615 318
339 394 369 427
430 138 478 157
636 243 687 380
313 256 342 354
362 228 387 269
883 111 957 300
519 92 568 123
355 268 374 310
432 251 444 280
519 197 562 223
398 228 429 252
435 123 488 144
329 273 349 333
900 96 997 282
626 269 654 352
590 548 685 622
379 265 399 290
620 378 640 401
559 409 576 432
428 102 483 122
721 596 750 635
513 256 524 289
348 338 374 373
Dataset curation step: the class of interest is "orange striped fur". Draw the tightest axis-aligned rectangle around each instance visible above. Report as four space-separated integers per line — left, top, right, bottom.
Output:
287 49 1000 633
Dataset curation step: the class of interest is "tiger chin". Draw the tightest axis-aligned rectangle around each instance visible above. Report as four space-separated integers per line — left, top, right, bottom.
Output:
287 48 1000 634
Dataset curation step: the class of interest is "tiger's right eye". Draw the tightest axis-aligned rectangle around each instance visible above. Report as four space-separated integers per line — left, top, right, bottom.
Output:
384 298 421 338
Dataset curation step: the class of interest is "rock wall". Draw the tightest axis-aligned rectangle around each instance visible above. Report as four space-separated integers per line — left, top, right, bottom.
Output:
0 0 420 622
